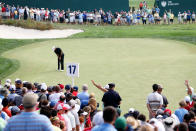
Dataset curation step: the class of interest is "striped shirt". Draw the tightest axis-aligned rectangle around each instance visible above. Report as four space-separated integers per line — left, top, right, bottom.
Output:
4 111 53 131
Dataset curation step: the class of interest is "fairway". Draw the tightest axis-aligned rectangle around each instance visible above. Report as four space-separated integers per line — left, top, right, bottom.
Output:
2 38 196 115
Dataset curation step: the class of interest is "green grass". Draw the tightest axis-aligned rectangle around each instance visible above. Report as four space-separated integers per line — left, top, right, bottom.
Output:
2 38 196 115
53 24 196 44
0 22 196 115
0 39 45 79
129 0 155 8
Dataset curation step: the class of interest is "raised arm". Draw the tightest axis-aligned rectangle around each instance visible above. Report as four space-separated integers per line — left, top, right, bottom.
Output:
91 80 107 93
185 80 192 95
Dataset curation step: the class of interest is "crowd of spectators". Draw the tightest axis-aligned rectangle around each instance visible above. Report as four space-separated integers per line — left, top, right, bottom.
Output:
0 1 195 25
0 78 196 131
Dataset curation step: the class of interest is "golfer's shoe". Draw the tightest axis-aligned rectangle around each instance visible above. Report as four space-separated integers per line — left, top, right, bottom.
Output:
56 69 60 71
60 70 64 72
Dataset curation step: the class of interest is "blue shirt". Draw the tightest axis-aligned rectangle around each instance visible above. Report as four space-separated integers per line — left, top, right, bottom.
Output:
77 91 89 108
92 123 117 131
175 108 188 123
4 111 53 131
77 91 89 102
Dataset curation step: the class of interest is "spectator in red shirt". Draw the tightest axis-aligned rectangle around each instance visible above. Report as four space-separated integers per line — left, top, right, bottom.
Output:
72 86 78 96
2 98 12 117
139 2 143 10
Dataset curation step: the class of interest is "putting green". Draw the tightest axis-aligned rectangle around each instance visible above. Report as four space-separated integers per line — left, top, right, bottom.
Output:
2 38 196 115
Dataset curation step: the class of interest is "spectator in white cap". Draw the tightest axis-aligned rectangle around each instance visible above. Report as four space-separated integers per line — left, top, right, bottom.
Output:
38 83 47 102
77 84 89 109
68 99 80 131
8 85 18 101
6 79 11 84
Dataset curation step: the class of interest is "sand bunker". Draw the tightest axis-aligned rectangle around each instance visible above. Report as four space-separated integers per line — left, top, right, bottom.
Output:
0 25 83 39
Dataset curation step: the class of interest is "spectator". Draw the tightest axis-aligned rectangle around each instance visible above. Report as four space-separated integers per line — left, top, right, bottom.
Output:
0 104 9 121
7 85 18 101
183 113 196 130
102 83 122 108
64 84 71 96
49 86 62 103
115 117 127 131
147 84 163 119
2 98 11 117
4 93 53 131
15 79 22 96
38 83 48 102
72 86 79 96
92 106 117 131
14 87 27 107
157 84 169 109
10 106 20 116
68 99 80 131
77 84 89 109
175 100 188 123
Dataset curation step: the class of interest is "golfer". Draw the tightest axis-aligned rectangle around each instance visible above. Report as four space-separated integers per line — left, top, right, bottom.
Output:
52 46 64 71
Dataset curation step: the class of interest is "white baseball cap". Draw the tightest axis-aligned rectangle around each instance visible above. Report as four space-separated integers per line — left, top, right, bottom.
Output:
6 79 11 84
10 85 16 91
104 85 109 90
41 83 47 91
52 46 56 51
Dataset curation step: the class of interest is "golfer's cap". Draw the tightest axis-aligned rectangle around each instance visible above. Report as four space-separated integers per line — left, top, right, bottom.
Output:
81 111 88 116
4 83 10 87
41 83 47 91
52 46 56 51
104 85 109 90
6 79 11 84
10 85 16 91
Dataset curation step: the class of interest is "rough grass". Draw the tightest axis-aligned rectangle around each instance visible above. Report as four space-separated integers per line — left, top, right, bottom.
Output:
0 19 53 30
0 39 45 79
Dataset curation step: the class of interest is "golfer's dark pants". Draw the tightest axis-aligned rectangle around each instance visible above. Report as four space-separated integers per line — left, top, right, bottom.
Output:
58 54 64 70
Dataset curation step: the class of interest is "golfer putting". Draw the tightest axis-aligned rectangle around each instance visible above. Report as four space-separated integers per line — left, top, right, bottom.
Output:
52 46 64 71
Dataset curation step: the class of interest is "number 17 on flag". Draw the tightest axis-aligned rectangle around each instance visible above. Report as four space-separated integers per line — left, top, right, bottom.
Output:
66 63 79 86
